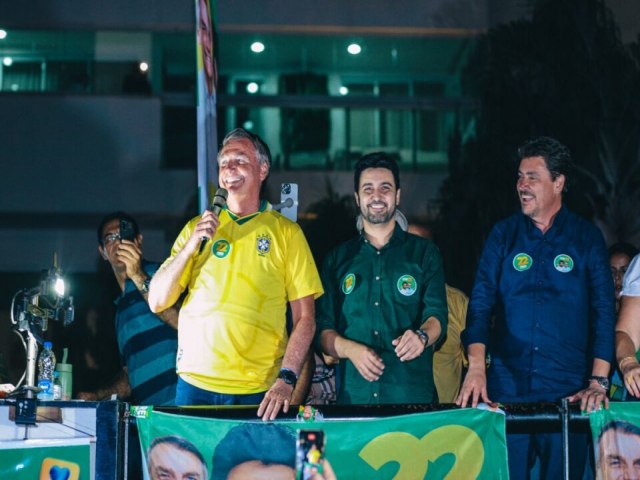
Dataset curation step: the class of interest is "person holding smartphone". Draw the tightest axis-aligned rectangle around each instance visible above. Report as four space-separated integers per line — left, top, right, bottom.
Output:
78 212 179 406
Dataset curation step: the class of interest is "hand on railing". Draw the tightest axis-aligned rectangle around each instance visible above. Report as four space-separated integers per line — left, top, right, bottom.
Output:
566 382 609 414
456 365 492 408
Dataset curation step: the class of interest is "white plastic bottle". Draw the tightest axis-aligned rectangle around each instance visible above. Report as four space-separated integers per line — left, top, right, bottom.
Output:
37 341 56 400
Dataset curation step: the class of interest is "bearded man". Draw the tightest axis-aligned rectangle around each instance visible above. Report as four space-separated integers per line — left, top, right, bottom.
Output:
315 152 447 404
457 137 615 479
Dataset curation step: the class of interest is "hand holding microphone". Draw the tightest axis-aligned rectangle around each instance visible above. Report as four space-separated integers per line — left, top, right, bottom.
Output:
198 188 228 254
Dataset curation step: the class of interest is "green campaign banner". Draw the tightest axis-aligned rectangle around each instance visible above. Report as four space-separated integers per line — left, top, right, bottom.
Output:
0 444 90 479
135 406 508 479
590 402 640 480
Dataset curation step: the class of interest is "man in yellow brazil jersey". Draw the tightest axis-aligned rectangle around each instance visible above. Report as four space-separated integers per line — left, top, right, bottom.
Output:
148 128 323 420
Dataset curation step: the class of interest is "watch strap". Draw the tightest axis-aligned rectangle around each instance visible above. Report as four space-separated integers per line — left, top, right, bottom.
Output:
415 329 429 347
140 276 152 293
588 375 609 390
278 368 297 388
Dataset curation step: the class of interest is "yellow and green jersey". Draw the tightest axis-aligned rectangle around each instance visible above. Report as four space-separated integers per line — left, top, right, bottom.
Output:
164 201 323 394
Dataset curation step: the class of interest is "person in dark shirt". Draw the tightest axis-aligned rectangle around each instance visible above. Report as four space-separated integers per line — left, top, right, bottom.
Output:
457 137 616 479
78 212 179 405
316 152 447 404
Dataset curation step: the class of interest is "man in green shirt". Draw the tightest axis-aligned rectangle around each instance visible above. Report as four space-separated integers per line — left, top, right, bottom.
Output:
316 152 448 404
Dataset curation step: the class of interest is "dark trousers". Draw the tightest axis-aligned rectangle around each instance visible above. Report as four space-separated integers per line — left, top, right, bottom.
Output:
507 432 588 480
175 376 266 405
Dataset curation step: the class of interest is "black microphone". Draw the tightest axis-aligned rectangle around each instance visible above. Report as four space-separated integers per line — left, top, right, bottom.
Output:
199 188 228 254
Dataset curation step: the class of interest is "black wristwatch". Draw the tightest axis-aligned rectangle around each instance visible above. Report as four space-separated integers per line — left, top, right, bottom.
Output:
140 276 152 294
588 376 610 390
415 329 429 347
277 368 298 388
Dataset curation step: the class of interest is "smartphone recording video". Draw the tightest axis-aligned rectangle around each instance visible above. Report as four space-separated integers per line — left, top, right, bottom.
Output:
119 219 136 241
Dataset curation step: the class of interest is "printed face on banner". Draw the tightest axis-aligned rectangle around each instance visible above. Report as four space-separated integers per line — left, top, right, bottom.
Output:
147 438 207 480
598 425 640 480
197 0 216 95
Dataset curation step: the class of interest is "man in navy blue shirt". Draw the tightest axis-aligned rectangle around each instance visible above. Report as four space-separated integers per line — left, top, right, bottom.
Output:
457 137 616 479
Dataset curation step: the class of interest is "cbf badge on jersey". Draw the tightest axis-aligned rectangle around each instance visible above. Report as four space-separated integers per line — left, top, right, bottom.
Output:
212 239 231 258
397 275 417 296
342 273 356 294
513 253 533 271
256 233 271 256
554 254 574 273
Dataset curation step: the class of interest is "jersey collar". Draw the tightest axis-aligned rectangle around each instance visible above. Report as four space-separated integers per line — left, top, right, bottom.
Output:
226 199 269 225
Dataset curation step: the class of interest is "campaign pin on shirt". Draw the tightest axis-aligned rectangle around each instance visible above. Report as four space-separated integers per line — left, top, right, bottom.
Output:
554 254 574 273
512 253 533 271
397 274 417 296
212 239 231 258
342 273 356 294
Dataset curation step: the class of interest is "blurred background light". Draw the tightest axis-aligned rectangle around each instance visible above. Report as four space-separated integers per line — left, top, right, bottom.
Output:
250 41 265 53
347 43 361 55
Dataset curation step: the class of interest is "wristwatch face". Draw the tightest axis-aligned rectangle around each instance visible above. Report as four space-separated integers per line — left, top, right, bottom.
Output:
278 369 297 386
590 376 609 389
416 329 429 345
141 278 151 293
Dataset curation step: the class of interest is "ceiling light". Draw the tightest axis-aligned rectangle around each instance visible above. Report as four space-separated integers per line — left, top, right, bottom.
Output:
0 30 7 40
347 43 361 55
246 82 259 94
3 57 13 67
250 42 265 53
139 62 149 72
339 86 349 96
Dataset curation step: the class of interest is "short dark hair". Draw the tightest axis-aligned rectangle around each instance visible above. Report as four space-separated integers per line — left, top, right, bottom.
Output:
598 420 640 443
212 423 296 479
354 152 400 192
609 242 639 260
220 128 272 167
97 211 139 246
148 435 207 475
517 136 573 192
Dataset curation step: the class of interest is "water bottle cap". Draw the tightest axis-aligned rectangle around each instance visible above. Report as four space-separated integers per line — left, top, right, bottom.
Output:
44 341 52 348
